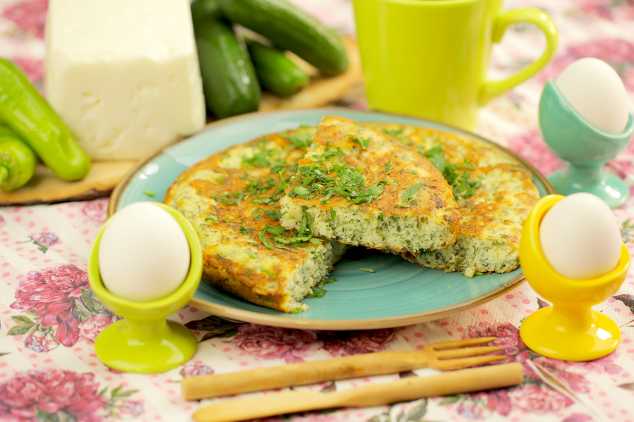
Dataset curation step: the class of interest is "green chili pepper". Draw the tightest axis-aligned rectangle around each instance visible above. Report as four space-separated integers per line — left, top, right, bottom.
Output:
0 58 91 181
0 125 36 192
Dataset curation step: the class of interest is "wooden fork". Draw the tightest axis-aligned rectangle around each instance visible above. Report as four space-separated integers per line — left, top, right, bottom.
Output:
182 336 504 400
192 363 523 422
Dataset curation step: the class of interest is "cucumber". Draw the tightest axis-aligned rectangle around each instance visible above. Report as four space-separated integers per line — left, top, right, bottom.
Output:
219 0 348 76
191 0 221 22
194 18 261 118
0 58 90 181
247 40 309 97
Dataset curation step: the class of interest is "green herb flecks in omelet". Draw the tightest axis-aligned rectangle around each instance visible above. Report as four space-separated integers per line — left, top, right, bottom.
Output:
369 122 540 277
423 145 481 200
165 125 345 313
281 116 459 254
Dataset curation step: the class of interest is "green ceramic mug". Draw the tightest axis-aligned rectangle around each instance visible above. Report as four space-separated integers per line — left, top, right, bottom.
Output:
352 0 559 130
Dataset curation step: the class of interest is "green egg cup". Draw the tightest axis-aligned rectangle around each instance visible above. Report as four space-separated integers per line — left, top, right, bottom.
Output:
539 81 634 208
88 203 203 374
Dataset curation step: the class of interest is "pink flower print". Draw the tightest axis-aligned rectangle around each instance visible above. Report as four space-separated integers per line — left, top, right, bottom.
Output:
80 314 116 343
466 322 528 363
10 264 113 350
578 0 634 20
607 139 634 180
11 57 44 84
0 370 106 422
485 390 512 416
320 329 395 357
24 327 57 353
511 382 573 412
180 360 215 377
233 324 317 362
508 130 563 176
2 0 48 39
28 231 59 253
81 199 108 223
11 265 86 347
565 350 623 376
563 412 594 422
117 400 144 418
456 398 485 419
535 358 590 393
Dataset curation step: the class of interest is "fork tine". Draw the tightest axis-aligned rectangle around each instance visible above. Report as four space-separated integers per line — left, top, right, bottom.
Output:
435 346 501 360
433 354 506 371
429 337 497 350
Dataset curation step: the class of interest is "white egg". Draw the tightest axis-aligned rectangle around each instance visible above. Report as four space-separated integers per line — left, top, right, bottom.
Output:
99 202 190 301
540 193 622 279
556 57 631 134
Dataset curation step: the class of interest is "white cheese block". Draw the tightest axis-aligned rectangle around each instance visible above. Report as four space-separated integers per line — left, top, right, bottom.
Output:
45 0 206 160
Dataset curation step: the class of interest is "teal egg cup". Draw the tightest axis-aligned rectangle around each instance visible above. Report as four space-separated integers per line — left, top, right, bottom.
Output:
539 81 634 208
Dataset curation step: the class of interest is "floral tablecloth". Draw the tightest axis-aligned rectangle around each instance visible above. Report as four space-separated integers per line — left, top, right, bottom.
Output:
1 0 634 421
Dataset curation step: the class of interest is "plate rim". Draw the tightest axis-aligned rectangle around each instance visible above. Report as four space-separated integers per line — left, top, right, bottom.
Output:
109 107 555 330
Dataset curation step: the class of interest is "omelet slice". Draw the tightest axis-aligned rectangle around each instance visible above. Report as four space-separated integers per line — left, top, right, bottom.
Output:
165 127 344 313
280 116 459 254
368 124 540 277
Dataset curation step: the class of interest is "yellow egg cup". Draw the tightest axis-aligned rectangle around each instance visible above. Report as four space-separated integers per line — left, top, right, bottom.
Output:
88 203 203 373
519 195 630 361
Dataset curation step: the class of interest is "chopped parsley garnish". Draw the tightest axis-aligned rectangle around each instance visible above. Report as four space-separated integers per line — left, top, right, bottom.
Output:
307 277 337 298
252 196 276 205
292 186 311 198
239 226 251 235
359 267 376 273
382 127 404 137
258 209 314 249
242 142 282 168
245 178 276 195
320 147 344 161
286 133 313 148
384 161 393 173
215 191 244 205
399 182 423 207
205 215 219 223
423 146 480 200
290 160 386 205
354 136 370 149
265 209 281 220
452 172 481 199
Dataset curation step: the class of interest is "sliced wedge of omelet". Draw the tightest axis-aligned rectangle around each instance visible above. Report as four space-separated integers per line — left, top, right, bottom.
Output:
280 116 459 254
165 127 344 313
368 123 540 277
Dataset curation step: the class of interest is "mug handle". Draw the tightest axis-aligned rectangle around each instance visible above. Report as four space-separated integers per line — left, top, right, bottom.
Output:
479 8 559 105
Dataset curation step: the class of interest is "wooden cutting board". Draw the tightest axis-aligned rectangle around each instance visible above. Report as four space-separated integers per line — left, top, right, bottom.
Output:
0 37 362 206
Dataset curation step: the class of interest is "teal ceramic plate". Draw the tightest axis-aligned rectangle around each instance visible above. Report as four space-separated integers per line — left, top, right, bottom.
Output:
110 108 552 330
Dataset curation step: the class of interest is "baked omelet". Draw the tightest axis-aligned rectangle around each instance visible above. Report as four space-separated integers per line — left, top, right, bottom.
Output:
280 116 459 254
165 127 344 312
367 123 540 277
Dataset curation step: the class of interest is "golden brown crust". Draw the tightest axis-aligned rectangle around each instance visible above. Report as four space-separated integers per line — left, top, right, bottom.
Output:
165 127 334 312
366 123 540 275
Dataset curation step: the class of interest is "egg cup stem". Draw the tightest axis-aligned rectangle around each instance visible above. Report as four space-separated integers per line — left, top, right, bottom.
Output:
520 305 620 361
94 317 197 374
549 164 629 209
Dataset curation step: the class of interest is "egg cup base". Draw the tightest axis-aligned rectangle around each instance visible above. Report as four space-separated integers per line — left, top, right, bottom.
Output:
520 306 620 361
95 319 197 374
549 168 629 209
